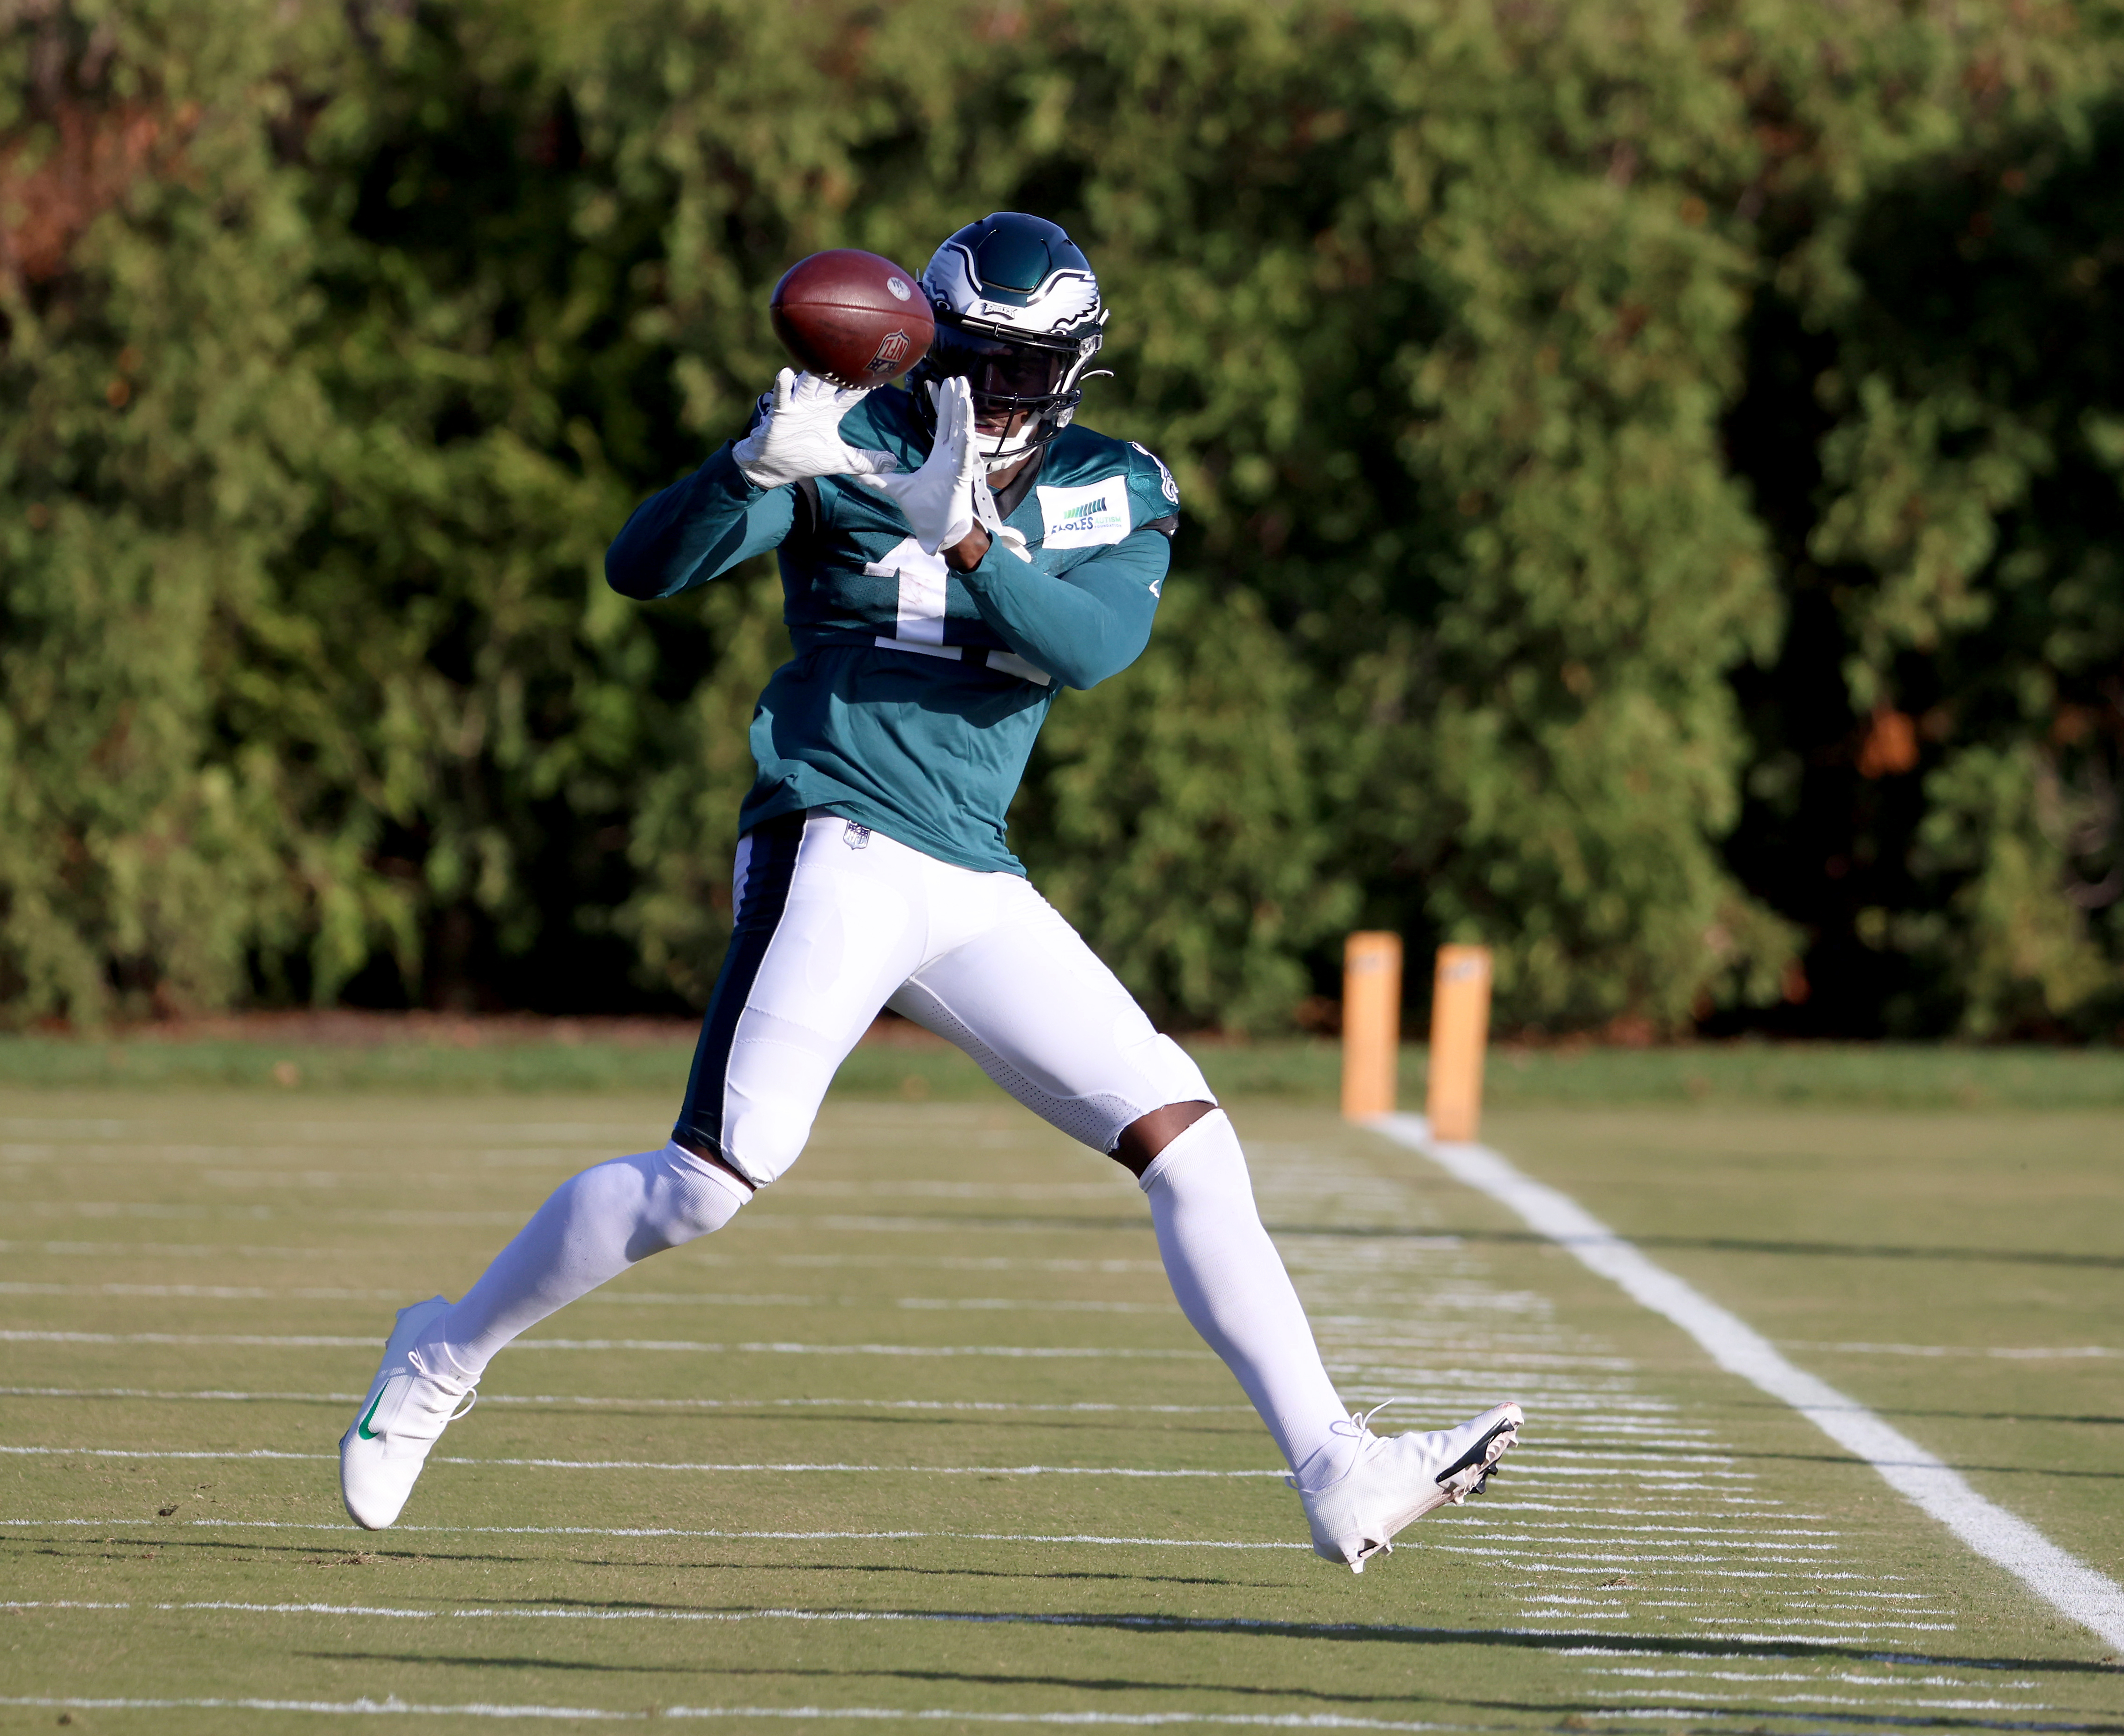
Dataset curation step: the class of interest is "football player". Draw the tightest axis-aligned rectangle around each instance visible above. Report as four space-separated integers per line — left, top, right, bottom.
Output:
338 213 1520 1572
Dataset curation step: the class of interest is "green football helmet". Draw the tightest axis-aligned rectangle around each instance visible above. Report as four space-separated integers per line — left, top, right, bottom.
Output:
910 212 1110 468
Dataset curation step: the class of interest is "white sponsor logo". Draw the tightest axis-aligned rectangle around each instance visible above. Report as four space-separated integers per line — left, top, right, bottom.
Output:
886 276 912 301
1036 475 1131 549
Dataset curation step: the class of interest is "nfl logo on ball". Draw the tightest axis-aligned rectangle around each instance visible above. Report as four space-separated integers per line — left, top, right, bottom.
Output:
866 328 912 375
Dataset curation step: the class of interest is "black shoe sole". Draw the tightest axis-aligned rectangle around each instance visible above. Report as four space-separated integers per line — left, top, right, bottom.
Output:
1434 1415 1519 1500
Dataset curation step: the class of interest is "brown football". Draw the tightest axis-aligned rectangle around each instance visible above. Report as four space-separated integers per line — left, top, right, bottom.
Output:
769 249 935 388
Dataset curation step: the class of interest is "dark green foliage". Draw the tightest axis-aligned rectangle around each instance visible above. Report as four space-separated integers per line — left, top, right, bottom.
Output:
1724 10 2124 1036
0 0 336 1020
3 0 2120 1035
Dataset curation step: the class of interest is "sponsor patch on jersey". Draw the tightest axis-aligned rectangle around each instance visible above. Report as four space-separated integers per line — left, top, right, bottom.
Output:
1037 475 1132 549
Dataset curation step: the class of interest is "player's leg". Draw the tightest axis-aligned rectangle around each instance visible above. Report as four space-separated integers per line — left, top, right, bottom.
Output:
337 1141 748 1529
886 876 1349 1469
341 812 924 1528
1112 1088 1518 1573
889 871 1519 1572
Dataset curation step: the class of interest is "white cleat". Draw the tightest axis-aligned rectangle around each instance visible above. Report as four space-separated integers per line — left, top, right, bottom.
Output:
338 1296 477 1530
1296 1399 1522 1573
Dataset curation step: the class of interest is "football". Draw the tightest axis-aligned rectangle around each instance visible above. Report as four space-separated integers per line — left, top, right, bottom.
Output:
769 249 935 389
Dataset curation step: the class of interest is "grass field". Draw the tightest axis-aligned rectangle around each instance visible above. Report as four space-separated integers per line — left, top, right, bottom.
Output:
2 1074 2119 1732
8 1025 2124 1111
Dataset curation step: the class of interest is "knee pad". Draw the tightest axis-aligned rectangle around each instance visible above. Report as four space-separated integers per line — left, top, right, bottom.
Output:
1128 1031 1215 1114
718 1095 816 1188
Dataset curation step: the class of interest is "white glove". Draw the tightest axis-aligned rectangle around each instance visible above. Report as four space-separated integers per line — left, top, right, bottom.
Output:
732 368 894 490
972 470 1032 564
858 376 980 556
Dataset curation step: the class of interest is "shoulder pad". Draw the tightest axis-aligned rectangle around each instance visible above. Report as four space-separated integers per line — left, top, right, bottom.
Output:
1124 440 1180 527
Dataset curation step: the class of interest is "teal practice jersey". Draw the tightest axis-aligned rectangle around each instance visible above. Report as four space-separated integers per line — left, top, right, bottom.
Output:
606 383 1179 874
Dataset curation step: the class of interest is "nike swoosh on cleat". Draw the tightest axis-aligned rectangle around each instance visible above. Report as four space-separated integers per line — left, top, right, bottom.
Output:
356 1388 387 1441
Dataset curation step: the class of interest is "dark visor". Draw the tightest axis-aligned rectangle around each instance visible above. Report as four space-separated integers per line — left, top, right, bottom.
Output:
927 325 1071 401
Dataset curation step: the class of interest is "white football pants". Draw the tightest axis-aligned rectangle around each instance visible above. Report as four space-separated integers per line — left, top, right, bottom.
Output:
673 810 1213 1182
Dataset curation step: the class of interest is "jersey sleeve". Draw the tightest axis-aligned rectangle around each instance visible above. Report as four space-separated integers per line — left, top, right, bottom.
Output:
605 401 797 601
954 436 1181 689
1124 439 1181 535
957 523 1170 691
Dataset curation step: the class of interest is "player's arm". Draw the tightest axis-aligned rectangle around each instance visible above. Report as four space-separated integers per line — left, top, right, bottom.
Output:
604 447 796 601
606 370 889 601
954 525 1170 691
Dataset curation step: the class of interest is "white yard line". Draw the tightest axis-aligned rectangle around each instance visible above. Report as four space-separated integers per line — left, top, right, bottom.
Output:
0 1330 1207 1358
0 1600 1834 1643
0 1446 1281 1477
0 1282 1169 1313
3 1516 1842 1576
0 1386 1252 1415
3 1518 1310 1549
1783 1341 2117 1360
0 1701 1450 1731
1369 1114 2124 1653
0 1242 1178 1273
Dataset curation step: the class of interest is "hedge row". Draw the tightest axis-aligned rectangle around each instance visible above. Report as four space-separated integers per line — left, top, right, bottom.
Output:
4 0 2120 1037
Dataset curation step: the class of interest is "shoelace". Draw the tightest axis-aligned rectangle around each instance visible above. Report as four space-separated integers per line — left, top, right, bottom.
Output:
1284 1395 1411 1495
402 1347 480 1432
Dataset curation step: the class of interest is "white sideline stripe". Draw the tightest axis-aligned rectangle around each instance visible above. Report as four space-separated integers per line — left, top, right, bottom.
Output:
0 1329 1204 1359
1371 1114 2124 1653
6 1518 1310 1549
0 1447 1280 1478
0 1700 1446 1731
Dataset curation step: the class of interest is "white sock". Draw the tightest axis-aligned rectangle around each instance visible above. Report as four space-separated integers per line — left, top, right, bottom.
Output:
417 1141 749 1380
1139 1111 1353 1485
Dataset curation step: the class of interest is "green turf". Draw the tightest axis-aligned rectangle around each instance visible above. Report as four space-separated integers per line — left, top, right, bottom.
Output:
1482 1106 2124 1590
1 1089 2118 1732
6 1027 2124 1110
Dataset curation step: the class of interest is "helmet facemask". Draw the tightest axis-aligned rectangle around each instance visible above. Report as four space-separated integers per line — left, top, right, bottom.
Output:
915 318 1103 469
